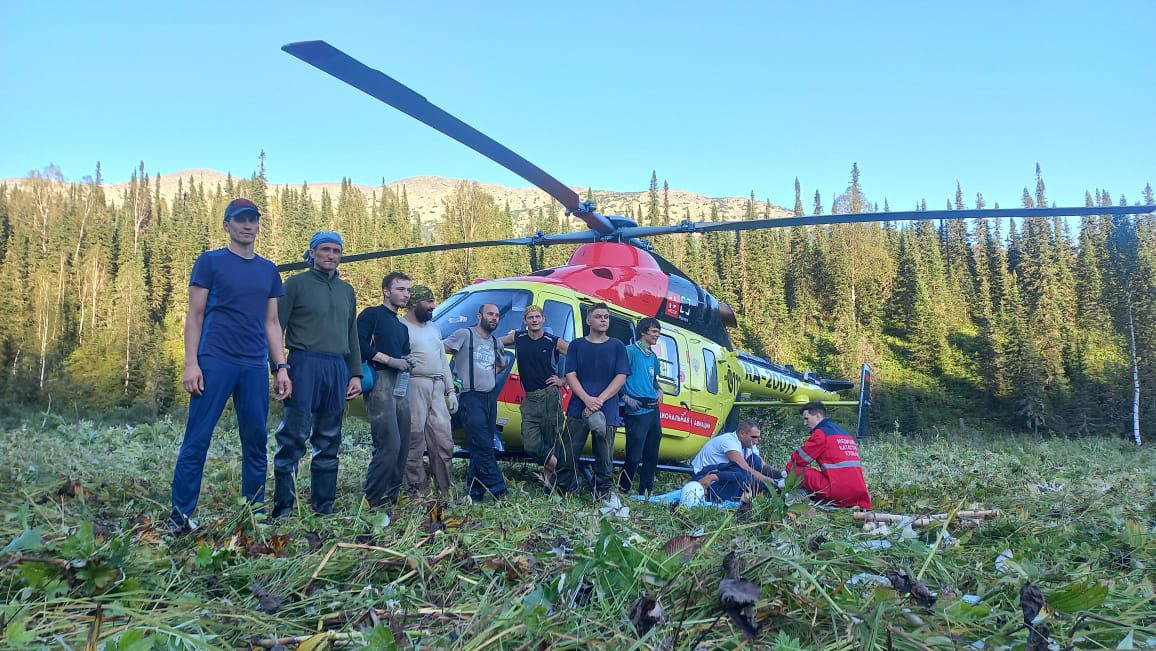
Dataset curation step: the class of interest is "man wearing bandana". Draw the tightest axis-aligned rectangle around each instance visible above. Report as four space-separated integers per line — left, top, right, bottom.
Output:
271 231 362 519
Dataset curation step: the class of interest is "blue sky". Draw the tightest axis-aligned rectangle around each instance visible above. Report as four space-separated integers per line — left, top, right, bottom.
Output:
2 1 1152 212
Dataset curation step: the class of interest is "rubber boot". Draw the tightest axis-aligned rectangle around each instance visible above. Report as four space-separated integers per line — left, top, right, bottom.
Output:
272 472 296 520
311 470 338 514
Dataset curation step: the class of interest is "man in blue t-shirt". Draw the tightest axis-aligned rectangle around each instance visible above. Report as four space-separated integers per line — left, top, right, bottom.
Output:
558 303 629 498
169 198 291 533
619 317 664 495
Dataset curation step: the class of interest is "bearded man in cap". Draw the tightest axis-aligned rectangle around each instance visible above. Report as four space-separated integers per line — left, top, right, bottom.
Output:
400 284 457 497
169 198 291 533
271 231 362 519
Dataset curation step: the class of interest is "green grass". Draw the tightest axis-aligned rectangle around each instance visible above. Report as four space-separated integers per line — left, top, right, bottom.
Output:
0 413 1153 650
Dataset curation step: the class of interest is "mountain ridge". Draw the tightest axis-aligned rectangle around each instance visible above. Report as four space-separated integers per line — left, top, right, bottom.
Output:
1 168 792 225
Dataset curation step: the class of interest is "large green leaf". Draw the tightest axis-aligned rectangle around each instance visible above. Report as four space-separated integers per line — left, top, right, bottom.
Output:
1046 580 1108 614
1 527 43 554
1123 519 1146 550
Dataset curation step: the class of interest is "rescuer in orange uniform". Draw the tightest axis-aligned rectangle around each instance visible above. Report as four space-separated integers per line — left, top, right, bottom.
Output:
786 401 872 509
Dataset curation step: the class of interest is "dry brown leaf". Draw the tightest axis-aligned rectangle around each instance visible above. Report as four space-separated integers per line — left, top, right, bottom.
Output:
884 568 936 608
305 531 326 553
628 596 667 636
251 582 284 614
719 577 762 640
1020 582 1044 625
662 535 705 561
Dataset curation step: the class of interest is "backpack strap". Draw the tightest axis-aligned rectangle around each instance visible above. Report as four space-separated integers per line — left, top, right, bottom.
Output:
468 328 475 392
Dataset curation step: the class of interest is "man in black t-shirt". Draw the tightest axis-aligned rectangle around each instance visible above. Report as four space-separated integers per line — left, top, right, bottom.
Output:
356 271 416 507
500 305 569 488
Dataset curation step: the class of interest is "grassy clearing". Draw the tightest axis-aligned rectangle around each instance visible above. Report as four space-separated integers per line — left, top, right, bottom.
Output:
1 413 1153 650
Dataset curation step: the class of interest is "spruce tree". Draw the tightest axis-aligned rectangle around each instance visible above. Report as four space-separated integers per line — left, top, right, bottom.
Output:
647 171 659 226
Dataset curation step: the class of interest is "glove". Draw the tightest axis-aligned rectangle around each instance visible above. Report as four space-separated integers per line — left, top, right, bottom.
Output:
446 391 459 415
622 395 642 411
384 356 411 372
767 469 787 490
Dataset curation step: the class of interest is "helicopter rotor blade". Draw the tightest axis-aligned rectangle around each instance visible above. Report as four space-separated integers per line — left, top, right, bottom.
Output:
282 40 614 235
276 230 598 272
616 205 1156 240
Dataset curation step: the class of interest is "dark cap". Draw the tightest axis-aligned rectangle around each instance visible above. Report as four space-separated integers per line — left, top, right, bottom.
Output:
224 198 260 221
409 285 436 304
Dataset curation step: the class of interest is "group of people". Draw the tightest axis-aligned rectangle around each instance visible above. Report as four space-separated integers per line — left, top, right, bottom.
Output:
168 198 870 532
684 404 872 510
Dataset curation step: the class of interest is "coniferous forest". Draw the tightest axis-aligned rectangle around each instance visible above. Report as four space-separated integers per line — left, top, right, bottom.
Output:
1 157 1153 441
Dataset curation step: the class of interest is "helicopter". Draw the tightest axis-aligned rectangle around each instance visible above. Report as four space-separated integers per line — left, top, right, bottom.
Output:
277 40 1154 464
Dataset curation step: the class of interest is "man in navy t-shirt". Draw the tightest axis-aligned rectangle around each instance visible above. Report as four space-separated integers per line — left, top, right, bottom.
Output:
169 198 290 533
557 303 629 498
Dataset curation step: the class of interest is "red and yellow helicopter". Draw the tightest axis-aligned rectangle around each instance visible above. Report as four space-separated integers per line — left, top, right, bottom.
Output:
278 41 1152 464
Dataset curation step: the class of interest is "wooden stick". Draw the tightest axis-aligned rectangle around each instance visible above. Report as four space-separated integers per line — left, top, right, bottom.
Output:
862 516 983 530
300 542 339 596
854 509 999 523
252 632 359 648
888 625 934 651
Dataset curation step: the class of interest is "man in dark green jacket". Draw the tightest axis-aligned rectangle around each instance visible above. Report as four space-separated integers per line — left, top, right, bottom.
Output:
272 231 362 519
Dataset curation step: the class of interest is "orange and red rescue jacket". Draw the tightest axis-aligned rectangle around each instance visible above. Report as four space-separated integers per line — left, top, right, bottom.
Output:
786 418 872 509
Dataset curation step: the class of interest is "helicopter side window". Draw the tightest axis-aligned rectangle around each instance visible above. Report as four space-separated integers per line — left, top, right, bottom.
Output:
653 334 680 396
542 299 575 374
542 300 575 342
432 289 532 341
703 348 718 394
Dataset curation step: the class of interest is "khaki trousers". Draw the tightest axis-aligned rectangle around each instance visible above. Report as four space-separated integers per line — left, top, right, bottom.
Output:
404 376 454 496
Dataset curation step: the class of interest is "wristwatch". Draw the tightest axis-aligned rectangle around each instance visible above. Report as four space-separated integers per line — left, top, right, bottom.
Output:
274 363 290 372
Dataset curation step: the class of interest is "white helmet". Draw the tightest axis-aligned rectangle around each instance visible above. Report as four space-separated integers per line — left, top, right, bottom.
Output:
680 481 706 507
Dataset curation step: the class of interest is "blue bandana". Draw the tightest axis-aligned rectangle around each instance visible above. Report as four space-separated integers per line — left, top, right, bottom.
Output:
304 230 343 266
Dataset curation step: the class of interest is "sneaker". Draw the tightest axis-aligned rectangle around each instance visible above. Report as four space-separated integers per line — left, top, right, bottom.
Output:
167 514 198 536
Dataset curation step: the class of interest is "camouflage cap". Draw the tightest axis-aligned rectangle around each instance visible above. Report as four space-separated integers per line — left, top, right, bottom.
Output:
409 285 436 304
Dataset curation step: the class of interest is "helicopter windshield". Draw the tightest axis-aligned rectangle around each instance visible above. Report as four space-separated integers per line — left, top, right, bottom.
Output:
432 288 533 340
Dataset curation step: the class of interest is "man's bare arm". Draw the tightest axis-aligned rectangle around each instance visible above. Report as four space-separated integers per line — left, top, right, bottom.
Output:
265 298 291 400
182 286 209 396
725 450 776 483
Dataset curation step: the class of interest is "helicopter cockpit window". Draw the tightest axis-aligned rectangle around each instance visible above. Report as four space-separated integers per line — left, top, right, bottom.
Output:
653 334 680 396
703 348 718 394
432 289 533 341
579 305 635 345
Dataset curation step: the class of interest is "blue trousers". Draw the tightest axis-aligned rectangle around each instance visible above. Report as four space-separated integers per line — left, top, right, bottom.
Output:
272 351 348 517
171 356 269 522
460 389 507 500
692 456 767 503
620 409 662 495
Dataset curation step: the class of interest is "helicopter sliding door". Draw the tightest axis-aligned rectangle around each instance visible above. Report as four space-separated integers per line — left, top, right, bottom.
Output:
667 333 723 445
